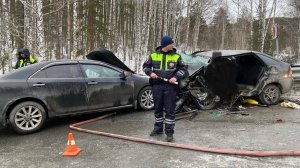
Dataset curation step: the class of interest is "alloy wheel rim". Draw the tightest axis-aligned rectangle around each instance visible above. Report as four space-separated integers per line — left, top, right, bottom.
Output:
200 96 215 107
14 106 42 130
141 90 154 108
264 87 278 103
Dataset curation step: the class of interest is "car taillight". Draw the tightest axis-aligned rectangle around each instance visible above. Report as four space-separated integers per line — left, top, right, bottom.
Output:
284 66 292 78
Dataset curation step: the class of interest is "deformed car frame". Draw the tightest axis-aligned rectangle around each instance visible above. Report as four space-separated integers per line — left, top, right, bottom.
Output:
176 50 293 111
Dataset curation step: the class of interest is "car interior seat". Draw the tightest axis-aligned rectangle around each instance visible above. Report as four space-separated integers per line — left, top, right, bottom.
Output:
235 55 265 92
204 52 238 102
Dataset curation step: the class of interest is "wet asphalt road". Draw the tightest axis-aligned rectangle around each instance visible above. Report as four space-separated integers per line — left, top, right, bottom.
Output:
1 84 300 168
1 105 300 168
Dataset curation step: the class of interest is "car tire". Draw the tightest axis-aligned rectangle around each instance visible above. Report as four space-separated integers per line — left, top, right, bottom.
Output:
189 87 217 110
9 101 46 134
198 96 217 110
138 86 154 110
258 84 281 105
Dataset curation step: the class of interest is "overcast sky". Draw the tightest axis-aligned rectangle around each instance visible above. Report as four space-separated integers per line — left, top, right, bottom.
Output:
225 0 294 22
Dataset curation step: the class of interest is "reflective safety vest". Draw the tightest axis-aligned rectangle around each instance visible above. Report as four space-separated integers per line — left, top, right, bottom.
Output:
150 52 180 71
19 55 37 68
19 55 36 68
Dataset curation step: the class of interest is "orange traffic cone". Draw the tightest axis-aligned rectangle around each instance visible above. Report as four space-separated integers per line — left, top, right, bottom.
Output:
63 132 81 156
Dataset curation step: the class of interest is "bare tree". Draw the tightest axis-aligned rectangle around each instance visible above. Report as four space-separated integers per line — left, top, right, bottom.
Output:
249 0 254 50
0 0 298 74
258 0 276 52
0 0 14 73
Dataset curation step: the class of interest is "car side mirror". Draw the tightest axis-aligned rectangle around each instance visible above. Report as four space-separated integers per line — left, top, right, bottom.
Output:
120 71 132 79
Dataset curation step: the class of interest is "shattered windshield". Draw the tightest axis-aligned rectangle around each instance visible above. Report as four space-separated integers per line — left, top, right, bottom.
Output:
180 53 209 67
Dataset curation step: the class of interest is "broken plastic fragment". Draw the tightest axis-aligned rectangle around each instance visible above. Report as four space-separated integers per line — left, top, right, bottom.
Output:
280 101 300 109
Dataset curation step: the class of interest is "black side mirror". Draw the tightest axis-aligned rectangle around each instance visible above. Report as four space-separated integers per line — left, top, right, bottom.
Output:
120 71 132 79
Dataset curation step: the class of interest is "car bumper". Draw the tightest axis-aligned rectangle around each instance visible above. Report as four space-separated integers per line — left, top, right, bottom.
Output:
0 102 10 126
0 111 4 126
279 77 293 93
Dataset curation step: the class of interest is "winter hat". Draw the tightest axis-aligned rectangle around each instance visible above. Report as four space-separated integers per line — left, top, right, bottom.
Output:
161 36 174 47
19 48 30 57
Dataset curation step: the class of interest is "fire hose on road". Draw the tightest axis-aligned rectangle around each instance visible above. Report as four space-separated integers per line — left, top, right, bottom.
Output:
70 113 300 157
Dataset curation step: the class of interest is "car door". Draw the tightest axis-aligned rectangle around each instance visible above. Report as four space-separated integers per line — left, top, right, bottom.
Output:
80 63 134 110
27 63 88 115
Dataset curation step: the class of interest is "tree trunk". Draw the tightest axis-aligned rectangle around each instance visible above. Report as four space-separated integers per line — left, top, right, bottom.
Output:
192 14 201 51
55 7 61 60
250 0 253 50
72 1 78 59
67 0 71 59
221 17 226 50
87 0 95 51
260 0 267 52
298 19 300 62
261 0 276 52
36 0 46 60
14 0 25 48
184 0 191 51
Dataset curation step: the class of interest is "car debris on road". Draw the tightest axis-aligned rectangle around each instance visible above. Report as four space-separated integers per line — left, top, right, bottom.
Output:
280 101 300 109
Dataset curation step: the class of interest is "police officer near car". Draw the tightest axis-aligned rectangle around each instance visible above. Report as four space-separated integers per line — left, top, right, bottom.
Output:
15 48 37 69
143 36 187 142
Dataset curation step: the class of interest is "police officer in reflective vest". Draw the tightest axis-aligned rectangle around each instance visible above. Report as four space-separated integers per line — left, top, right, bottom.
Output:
15 48 37 69
143 36 187 142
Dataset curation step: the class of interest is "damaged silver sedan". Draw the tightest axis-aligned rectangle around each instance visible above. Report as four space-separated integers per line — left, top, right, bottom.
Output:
176 50 293 112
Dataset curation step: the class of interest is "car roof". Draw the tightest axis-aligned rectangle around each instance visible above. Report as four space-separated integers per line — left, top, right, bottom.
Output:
1 62 49 80
0 59 124 80
194 50 256 57
194 50 290 66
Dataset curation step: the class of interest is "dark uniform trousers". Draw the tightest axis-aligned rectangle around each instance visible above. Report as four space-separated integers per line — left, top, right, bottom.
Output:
152 83 176 135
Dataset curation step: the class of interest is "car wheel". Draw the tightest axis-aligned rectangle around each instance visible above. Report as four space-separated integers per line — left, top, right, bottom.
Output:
190 87 217 110
198 96 217 110
258 84 281 105
138 86 154 110
9 101 46 134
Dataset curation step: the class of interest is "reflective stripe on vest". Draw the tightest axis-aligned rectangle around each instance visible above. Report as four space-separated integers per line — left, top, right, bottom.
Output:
150 53 180 71
29 55 36 63
19 59 25 67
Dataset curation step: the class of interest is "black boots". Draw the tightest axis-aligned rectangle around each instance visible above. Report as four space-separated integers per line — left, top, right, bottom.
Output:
149 130 174 142
149 130 163 136
166 134 174 142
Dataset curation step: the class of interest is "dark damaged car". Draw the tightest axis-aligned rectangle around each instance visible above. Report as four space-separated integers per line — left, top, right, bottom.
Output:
176 50 293 111
0 48 153 134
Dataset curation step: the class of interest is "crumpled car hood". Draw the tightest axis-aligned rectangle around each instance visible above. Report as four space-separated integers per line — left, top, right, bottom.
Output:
86 48 134 73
